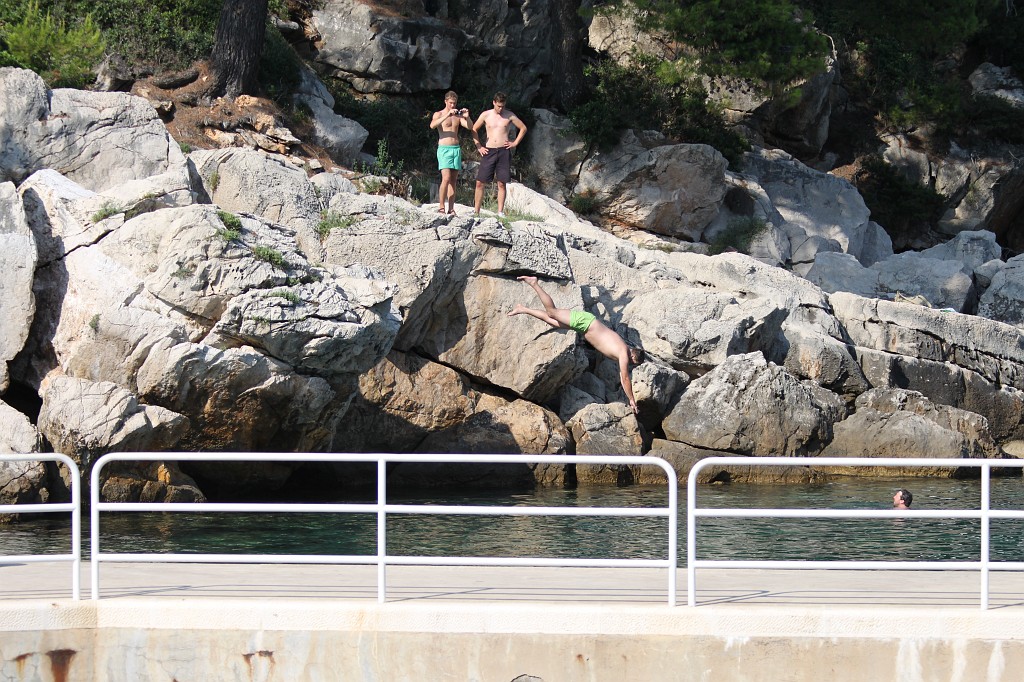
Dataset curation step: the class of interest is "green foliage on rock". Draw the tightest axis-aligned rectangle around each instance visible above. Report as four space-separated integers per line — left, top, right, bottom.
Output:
708 216 770 255
58 0 220 68
569 54 749 167
604 0 831 91
259 23 303 104
853 155 946 240
2 0 105 88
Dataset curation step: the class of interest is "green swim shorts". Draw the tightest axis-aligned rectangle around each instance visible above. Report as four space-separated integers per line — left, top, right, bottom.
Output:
568 310 596 334
437 145 462 170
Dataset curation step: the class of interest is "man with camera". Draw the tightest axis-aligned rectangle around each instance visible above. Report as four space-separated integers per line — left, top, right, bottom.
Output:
429 91 471 215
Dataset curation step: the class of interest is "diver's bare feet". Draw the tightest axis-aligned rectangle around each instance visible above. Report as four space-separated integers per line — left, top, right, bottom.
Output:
517 275 538 285
508 303 528 317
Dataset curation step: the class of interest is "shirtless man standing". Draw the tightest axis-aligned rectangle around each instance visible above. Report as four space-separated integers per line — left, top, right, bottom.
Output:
471 92 527 218
429 91 470 215
508 276 643 414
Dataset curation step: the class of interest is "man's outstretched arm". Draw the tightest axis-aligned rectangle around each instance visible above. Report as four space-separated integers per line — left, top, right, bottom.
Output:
619 354 637 414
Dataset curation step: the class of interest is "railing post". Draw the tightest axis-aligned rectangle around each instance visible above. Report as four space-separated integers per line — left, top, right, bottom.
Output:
668 472 678 607
377 457 387 604
90 458 102 600
686 468 697 607
69 457 81 600
981 463 991 610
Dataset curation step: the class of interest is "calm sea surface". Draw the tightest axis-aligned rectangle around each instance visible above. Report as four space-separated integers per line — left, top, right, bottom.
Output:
4 477 1024 563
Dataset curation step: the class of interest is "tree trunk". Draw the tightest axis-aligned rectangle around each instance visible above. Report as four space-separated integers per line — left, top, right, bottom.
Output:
209 0 269 99
551 0 586 113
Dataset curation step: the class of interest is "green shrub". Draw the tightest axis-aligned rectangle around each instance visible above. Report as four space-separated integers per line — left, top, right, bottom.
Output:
179 141 192 155
316 211 357 239
252 245 285 268
217 210 242 231
569 55 749 168
708 216 770 255
259 23 302 103
0 49 21 68
4 0 105 88
330 87 435 168
58 0 220 69
569 191 601 215
268 289 302 304
215 211 241 241
90 200 123 223
853 155 946 241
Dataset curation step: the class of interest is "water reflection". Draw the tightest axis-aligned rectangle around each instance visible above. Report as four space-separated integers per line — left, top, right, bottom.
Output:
3 477 1024 563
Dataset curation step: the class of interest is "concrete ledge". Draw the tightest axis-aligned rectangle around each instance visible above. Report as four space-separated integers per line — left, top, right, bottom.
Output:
3 563 1024 680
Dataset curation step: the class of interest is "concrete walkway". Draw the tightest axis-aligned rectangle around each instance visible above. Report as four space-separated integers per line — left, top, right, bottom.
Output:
4 559 1024 609
6 561 1024 680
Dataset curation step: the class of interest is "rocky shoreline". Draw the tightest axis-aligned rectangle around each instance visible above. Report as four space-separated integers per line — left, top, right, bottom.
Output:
3 63 1024 510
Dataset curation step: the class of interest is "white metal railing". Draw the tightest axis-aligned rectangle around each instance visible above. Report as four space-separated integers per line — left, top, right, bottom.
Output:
91 452 678 604
688 456 1024 609
0 453 81 599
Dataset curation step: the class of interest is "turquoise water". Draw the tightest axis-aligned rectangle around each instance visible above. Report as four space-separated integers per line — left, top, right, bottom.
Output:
3 477 1024 563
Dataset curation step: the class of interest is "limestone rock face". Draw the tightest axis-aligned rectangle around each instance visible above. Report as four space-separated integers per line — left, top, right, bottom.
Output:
0 68 185 191
969 63 1024 110
323 198 587 402
979 255 1024 328
312 0 464 94
568 402 642 456
188 147 349 258
524 109 589 202
36 375 204 502
705 52 837 158
626 252 868 397
742 148 890 266
575 132 728 239
0 400 48 511
830 291 1024 441
292 65 368 164
15 168 398 465
821 388 1001 476
662 352 848 457
806 251 976 312
0 183 35 392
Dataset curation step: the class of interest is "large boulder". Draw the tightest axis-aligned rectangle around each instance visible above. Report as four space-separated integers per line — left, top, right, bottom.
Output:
37 375 203 502
292 65 368 163
705 51 838 158
311 0 464 94
323 198 588 402
742 148 893 265
0 68 186 191
188 147 353 258
806 251 976 312
15 174 398 458
830 291 1024 441
624 252 869 397
969 63 1024 110
522 109 589 202
978 254 1024 328
0 400 48 512
574 132 728 239
0 182 35 392
820 387 1002 476
662 352 848 456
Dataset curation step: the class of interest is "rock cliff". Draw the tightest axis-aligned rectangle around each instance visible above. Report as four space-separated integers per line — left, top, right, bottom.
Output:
2 66 1023 507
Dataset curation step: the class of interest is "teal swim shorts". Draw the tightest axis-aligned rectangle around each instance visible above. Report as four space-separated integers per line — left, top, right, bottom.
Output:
437 145 462 170
568 310 596 334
